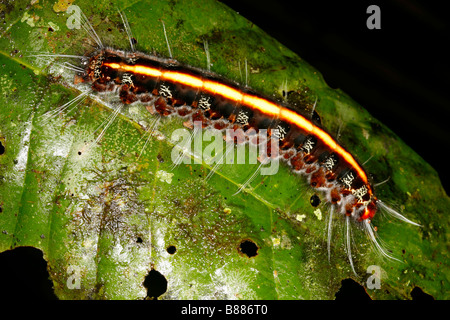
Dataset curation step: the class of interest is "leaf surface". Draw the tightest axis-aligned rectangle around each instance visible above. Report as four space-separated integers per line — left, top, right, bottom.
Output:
0 0 448 300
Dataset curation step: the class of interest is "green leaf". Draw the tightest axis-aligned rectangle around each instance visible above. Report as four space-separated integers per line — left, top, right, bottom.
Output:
0 0 448 300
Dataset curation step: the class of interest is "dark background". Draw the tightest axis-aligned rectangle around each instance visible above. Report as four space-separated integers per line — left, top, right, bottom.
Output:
220 0 450 193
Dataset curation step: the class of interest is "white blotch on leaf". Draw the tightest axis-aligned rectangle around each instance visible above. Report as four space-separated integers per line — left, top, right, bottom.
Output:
313 208 322 220
156 170 174 184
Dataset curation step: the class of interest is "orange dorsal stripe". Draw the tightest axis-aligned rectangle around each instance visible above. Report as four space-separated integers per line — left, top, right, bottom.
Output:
104 62 369 185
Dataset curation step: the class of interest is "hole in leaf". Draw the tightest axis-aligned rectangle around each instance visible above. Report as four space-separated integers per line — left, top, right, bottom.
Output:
0 140 5 155
166 245 176 255
0 246 58 300
310 194 321 207
143 269 167 300
136 237 143 244
335 278 371 300
239 239 258 258
411 286 434 300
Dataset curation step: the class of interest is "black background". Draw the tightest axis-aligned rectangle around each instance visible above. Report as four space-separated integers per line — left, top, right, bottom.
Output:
220 0 450 193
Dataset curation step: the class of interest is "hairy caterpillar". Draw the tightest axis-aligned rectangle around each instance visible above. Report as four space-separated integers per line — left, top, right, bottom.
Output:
30 3 420 279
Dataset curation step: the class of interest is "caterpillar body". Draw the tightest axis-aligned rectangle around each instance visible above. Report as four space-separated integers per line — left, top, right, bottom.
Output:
32 5 419 277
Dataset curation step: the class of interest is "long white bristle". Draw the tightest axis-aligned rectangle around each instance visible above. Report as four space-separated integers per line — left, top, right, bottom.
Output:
363 219 401 262
345 216 358 276
377 200 421 227
327 205 334 262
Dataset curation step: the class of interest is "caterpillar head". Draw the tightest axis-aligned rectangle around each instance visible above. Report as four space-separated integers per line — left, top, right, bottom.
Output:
74 50 105 84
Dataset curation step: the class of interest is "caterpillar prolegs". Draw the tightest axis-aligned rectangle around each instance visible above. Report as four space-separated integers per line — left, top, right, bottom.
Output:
31 5 420 277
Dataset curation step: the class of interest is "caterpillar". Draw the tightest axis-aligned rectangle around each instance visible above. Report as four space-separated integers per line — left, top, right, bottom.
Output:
31 4 419 277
